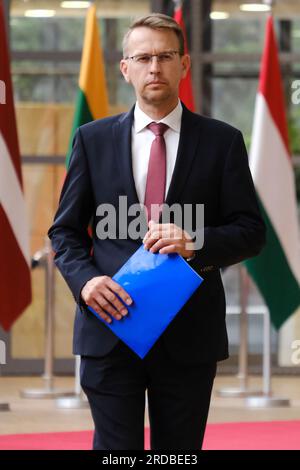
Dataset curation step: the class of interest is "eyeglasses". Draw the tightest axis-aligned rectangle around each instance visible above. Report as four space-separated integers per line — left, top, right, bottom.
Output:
124 50 181 65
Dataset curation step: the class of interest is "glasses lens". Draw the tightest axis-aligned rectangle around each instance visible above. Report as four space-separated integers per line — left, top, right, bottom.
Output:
135 54 151 64
157 52 175 62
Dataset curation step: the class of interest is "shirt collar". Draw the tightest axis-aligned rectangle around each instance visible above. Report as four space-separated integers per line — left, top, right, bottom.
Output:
133 100 182 134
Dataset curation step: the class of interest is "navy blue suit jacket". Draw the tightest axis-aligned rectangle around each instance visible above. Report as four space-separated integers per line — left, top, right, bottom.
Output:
48 104 265 365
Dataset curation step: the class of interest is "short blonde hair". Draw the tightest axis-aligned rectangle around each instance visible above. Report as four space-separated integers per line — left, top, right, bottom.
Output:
122 13 185 57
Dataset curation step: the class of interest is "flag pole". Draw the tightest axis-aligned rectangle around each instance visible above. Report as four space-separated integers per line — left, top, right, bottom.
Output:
246 309 290 407
217 266 262 398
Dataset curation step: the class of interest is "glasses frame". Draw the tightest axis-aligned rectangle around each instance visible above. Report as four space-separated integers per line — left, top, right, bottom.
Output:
124 50 181 64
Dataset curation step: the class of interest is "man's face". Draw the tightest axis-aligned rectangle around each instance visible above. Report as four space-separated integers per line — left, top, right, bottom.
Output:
120 27 190 106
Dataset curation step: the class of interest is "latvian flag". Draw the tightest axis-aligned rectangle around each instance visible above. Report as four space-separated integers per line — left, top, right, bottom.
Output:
0 2 32 330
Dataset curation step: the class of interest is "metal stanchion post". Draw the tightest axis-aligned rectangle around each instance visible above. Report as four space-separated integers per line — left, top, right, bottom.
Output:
246 309 290 407
216 266 262 397
1 363 9 411
56 355 89 409
0 386 9 413
0 404 10 411
20 238 73 399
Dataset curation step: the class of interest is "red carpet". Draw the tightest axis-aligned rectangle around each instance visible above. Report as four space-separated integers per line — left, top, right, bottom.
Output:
0 421 299 450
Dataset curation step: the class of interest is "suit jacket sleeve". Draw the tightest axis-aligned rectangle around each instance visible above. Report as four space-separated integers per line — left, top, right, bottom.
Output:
48 128 101 305
190 130 266 271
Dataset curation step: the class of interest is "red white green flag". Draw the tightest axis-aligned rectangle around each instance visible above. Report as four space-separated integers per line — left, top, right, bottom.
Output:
245 16 300 329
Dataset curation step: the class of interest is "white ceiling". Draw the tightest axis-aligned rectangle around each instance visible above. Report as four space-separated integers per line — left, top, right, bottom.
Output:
11 0 150 18
213 0 300 18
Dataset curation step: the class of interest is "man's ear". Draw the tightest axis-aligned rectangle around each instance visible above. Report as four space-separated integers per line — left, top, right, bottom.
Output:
181 54 191 80
120 60 131 84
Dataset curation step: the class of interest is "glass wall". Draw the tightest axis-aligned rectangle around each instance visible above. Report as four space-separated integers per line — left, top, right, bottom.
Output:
211 2 300 154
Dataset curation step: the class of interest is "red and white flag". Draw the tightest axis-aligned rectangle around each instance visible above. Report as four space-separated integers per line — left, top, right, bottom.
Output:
0 2 32 330
173 4 195 111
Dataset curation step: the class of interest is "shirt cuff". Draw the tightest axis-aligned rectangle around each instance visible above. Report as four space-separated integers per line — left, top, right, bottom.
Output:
185 252 196 262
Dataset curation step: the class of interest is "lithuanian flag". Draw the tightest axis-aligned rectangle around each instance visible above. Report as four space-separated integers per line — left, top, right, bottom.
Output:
66 3 109 168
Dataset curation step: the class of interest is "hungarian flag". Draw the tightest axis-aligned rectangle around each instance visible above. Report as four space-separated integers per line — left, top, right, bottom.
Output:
0 2 32 330
245 16 300 329
66 3 109 167
173 4 195 111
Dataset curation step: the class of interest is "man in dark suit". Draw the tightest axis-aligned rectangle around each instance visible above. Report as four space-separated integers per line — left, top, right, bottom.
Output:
48 13 265 450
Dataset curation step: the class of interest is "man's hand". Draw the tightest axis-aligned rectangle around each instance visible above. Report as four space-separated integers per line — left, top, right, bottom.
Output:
143 221 195 259
81 276 133 324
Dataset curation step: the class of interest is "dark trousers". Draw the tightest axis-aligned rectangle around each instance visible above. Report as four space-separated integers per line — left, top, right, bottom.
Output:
80 337 217 450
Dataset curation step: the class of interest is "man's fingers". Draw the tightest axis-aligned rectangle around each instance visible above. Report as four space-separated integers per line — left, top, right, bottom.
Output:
143 233 160 249
144 229 168 243
144 228 181 249
158 244 177 255
95 293 123 320
102 287 128 317
148 238 175 253
88 300 112 324
144 224 180 238
106 278 133 306
143 221 169 243
143 229 158 244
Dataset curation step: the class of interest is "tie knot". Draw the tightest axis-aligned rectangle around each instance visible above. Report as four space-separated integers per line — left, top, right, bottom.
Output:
147 122 169 137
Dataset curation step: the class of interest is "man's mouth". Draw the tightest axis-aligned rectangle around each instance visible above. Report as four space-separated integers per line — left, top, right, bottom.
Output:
147 81 166 86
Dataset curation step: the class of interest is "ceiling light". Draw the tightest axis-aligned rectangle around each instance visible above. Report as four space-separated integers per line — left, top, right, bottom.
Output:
240 3 271 12
24 9 56 18
210 11 229 20
61 1 90 8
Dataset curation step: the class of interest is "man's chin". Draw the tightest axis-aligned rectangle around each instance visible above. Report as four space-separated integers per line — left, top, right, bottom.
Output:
142 90 170 104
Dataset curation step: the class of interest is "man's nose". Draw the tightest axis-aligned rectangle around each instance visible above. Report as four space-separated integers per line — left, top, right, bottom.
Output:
149 56 161 73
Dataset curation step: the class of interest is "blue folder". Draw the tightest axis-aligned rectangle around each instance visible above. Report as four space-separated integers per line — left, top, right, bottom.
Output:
87 245 203 359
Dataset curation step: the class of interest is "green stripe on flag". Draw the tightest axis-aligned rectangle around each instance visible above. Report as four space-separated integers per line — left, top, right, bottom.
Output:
66 89 94 168
245 197 300 329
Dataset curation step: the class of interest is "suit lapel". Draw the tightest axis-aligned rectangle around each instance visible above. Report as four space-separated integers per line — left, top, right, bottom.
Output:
164 104 201 208
112 106 140 209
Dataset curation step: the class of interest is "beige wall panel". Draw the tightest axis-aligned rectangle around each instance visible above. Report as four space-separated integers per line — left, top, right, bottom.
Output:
16 105 56 156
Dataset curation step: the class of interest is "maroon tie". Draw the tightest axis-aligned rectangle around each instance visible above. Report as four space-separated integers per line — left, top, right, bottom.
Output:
144 122 169 222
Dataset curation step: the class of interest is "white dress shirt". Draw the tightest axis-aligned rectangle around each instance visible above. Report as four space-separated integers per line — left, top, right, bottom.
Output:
131 100 182 204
